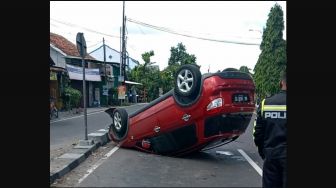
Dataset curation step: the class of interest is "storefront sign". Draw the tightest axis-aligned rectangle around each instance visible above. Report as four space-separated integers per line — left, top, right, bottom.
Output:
66 64 101 81
118 85 126 99
118 76 124 82
103 85 108 96
50 72 57 80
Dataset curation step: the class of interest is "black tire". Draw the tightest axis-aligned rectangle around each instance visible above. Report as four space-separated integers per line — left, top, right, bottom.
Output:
174 64 201 97
222 68 238 72
108 108 129 142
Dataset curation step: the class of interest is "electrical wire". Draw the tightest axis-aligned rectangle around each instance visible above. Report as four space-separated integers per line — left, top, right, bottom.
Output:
87 41 103 48
127 18 260 46
51 18 120 38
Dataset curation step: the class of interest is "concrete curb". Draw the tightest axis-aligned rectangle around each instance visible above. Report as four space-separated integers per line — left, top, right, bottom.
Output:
88 129 109 145
50 128 110 184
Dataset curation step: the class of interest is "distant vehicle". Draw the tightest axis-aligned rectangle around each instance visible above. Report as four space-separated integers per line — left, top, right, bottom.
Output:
106 64 256 156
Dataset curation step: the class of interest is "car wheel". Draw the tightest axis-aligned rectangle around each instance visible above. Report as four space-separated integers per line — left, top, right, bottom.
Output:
222 68 238 72
175 64 201 97
108 108 128 142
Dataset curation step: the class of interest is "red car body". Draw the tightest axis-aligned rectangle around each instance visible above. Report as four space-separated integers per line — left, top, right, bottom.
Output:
106 65 255 156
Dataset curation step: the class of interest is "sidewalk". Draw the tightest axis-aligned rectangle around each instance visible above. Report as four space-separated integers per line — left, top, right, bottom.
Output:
50 129 109 184
50 103 147 184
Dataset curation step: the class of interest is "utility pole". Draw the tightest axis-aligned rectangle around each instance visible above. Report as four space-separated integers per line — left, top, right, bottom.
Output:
120 27 122 78
103 37 108 106
125 50 129 81
121 1 126 105
119 27 122 106
122 1 126 79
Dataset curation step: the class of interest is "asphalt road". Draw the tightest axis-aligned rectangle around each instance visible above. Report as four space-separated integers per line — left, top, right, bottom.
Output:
72 113 264 187
50 104 147 150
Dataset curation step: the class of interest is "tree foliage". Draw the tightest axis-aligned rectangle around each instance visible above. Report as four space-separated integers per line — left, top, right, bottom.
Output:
253 4 286 98
128 43 199 101
64 86 82 109
168 42 197 66
162 42 198 93
128 50 160 102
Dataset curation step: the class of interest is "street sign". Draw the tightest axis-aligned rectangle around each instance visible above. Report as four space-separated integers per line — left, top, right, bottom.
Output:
103 85 108 96
76 32 89 141
118 76 124 82
76 33 87 58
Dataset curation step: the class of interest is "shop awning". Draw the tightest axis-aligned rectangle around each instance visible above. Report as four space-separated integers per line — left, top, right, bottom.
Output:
50 66 67 72
66 64 101 81
125 80 142 85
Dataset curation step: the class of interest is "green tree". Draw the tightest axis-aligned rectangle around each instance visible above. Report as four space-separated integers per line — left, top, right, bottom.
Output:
160 65 177 93
128 50 161 102
168 42 197 66
129 43 199 101
161 42 198 93
142 50 155 66
253 4 286 98
64 86 82 109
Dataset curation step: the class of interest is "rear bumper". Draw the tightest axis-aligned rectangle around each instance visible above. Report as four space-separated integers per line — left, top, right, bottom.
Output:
204 112 252 138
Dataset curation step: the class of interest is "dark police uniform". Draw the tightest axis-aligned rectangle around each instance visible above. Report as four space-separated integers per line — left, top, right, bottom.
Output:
254 90 287 188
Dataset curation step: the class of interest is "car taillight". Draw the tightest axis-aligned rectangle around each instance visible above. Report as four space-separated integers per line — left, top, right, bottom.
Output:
207 98 223 111
141 139 151 149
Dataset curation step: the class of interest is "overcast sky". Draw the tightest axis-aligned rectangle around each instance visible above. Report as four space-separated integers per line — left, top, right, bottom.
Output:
50 1 286 74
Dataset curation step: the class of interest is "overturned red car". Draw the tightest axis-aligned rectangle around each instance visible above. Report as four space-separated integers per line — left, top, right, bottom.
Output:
106 64 255 156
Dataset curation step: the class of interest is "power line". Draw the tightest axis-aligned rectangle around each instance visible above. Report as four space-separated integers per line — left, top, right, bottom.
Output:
127 18 260 45
104 39 118 45
136 24 146 35
87 41 103 48
127 18 260 46
50 18 120 39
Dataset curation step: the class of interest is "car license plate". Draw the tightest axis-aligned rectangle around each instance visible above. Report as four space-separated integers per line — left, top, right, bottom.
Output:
232 93 249 103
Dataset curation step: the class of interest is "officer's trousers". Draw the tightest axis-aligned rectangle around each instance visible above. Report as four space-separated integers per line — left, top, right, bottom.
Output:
262 147 287 188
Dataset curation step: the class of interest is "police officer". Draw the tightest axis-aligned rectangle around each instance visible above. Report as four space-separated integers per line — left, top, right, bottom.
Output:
254 71 287 188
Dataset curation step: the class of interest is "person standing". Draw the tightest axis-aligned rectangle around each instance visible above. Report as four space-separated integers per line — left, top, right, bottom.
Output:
254 71 287 188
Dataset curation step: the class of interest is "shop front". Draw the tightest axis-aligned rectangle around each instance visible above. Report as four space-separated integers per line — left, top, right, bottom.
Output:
50 66 68 110
66 64 102 108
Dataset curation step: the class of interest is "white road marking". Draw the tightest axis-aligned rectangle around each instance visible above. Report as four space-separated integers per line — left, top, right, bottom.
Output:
104 145 120 158
215 150 234 155
237 149 263 176
51 104 147 124
50 111 105 123
77 145 120 185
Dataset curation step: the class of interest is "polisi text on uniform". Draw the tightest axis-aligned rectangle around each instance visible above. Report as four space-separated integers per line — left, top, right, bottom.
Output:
264 111 286 119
